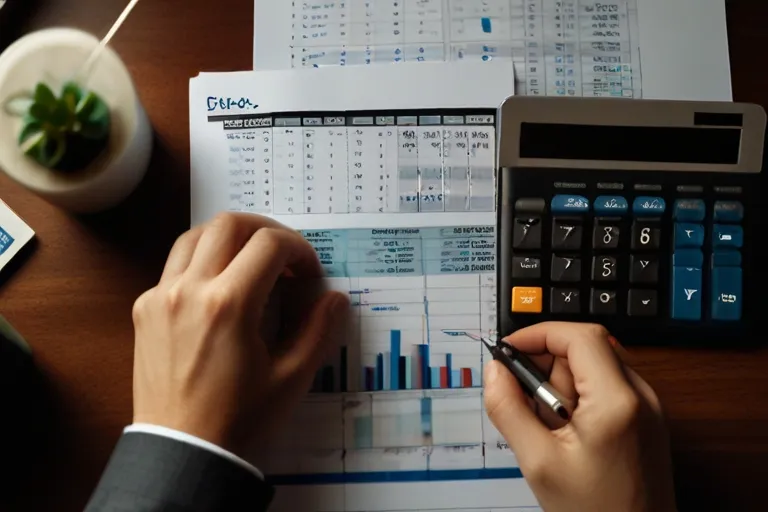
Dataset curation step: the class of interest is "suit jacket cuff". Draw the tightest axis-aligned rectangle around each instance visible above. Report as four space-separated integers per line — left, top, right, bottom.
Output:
85 432 274 512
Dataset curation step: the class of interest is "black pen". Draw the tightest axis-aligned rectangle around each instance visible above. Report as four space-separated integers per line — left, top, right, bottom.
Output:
479 337 571 421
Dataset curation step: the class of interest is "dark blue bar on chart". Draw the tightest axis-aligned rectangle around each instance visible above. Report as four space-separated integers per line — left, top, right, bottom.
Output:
446 353 453 388
418 344 430 389
376 353 384 391
390 330 401 391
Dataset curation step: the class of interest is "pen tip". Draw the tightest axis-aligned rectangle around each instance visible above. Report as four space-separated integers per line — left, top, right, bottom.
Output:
556 406 570 420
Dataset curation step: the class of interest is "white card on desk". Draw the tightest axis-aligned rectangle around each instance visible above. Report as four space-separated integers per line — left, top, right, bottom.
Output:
0 200 34 272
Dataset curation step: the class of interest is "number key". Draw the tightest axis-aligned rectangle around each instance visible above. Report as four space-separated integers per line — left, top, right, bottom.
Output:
593 219 620 249
592 256 617 282
552 218 583 250
631 221 661 250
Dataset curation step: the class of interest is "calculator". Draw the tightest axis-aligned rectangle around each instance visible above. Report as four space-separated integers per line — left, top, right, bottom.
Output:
496 97 765 345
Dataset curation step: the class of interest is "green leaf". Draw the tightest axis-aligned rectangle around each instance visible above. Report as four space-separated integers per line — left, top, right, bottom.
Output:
49 99 71 127
29 102 50 122
75 92 96 120
21 131 66 168
18 116 43 145
3 92 34 117
61 82 83 111
78 92 110 140
33 83 56 109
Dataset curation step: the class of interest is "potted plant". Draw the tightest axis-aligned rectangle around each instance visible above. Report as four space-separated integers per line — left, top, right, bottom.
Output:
0 28 152 213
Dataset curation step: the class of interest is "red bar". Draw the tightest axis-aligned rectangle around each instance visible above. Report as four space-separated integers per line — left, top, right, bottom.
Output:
461 368 472 388
440 367 448 388
365 367 374 391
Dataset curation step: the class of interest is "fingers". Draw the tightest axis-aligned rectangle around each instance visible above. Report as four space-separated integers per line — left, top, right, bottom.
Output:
271 291 350 401
220 227 323 309
484 360 554 463
160 227 203 283
503 322 629 401
186 213 288 279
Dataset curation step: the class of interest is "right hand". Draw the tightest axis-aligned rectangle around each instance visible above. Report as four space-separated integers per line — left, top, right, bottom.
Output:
484 322 676 512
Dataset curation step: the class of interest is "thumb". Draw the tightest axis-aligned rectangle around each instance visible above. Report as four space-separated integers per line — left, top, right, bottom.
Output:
484 360 554 464
273 291 350 395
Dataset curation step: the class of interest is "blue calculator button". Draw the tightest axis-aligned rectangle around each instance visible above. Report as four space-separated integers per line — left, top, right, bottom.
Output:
712 224 743 248
673 249 703 267
671 266 702 321
712 250 742 267
674 223 704 248
712 266 742 321
673 199 705 222
593 196 628 215
551 195 590 214
632 196 666 216
713 201 744 222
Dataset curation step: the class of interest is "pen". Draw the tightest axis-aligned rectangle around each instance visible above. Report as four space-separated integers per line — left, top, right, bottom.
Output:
480 338 571 421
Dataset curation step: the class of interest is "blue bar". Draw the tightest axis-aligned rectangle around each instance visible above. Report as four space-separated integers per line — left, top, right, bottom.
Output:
471 368 480 387
451 370 461 388
418 345 430 389
375 353 384 391
267 467 524 486
420 397 432 437
446 354 453 387
390 330 401 390
405 356 412 389
430 367 441 388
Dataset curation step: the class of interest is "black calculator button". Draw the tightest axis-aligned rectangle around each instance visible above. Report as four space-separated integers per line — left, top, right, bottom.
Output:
551 256 581 282
627 289 658 317
629 255 659 284
590 289 617 315
513 217 542 249
592 256 617 282
551 288 581 314
515 198 546 213
512 256 542 279
552 218 583 250
592 220 620 249
631 221 661 250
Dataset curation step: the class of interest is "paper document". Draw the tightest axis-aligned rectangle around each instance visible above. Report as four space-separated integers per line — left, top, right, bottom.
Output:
190 61 542 511
253 0 732 101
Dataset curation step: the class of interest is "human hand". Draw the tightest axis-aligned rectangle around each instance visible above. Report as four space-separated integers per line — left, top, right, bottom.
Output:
131 213 349 456
484 322 676 512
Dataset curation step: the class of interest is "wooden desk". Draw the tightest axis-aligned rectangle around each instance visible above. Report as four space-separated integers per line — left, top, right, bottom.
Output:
1 1 766 510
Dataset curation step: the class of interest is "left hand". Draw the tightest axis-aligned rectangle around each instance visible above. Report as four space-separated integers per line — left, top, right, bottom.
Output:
131 212 349 456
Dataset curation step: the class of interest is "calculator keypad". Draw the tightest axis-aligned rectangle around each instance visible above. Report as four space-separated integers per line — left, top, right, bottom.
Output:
499 169 756 344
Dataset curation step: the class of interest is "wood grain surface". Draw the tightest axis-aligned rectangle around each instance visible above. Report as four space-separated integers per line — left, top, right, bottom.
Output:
1 1 767 510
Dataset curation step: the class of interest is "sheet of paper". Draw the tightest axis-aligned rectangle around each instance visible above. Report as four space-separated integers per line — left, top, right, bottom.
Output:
190 61 543 511
0 199 34 273
253 0 732 101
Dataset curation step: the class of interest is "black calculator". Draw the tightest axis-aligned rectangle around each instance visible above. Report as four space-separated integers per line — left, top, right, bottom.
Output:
496 97 765 345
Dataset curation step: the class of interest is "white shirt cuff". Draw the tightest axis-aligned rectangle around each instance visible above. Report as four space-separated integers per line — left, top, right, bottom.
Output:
124 423 264 480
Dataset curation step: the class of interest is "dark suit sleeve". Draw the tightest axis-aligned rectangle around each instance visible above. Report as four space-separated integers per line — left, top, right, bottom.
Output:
85 432 275 512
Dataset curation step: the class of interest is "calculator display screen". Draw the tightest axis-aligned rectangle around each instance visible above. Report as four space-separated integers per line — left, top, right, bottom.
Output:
519 123 741 164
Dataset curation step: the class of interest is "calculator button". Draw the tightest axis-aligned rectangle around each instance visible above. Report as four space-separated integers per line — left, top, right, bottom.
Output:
713 201 744 222
631 221 661 250
674 223 704 248
551 256 581 282
593 196 628 216
712 250 741 267
712 224 743 249
511 287 543 313
512 256 542 279
630 255 659 284
627 289 658 317
515 198 546 213
590 289 618 315
551 288 581 314
632 196 666 216
551 195 590 214
513 217 542 249
711 267 742 321
673 249 703 268
673 199 705 222
592 256 617 282
552 219 583 250
671 267 702 321
592 219 620 249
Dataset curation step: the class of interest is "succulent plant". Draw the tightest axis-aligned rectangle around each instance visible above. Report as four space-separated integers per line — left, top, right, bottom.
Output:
4 82 110 171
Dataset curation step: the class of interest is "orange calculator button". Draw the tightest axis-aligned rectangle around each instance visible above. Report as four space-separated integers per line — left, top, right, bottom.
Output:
511 287 543 313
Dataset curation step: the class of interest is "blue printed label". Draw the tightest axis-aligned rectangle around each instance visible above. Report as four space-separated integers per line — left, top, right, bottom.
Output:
0 226 15 256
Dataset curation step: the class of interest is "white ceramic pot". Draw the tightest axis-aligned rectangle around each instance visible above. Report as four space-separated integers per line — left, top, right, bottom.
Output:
0 28 152 213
